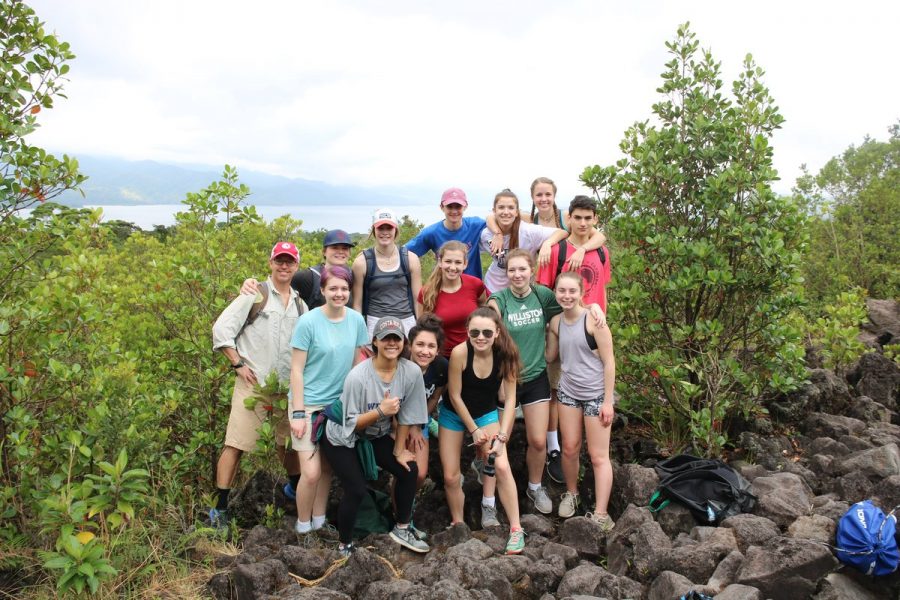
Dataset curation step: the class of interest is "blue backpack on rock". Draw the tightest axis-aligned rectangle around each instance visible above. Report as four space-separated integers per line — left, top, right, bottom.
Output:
835 500 899 577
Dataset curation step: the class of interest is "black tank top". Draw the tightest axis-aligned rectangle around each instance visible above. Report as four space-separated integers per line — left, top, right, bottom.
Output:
447 340 501 420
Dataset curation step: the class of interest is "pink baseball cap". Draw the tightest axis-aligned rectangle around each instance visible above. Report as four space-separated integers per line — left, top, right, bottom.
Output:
270 241 299 261
440 187 468 207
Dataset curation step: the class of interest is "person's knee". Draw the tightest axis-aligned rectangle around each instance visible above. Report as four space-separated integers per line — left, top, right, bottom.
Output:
494 457 512 480
527 431 547 453
589 452 610 469
299 466 321 486
562 438 581 459
443 470 461 489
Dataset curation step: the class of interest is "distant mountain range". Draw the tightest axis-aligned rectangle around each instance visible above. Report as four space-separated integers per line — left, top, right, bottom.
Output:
54 155 436 208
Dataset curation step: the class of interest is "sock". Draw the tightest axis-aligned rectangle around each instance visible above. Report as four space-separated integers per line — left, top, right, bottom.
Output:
482 496 496 508
528 481 542 492
295 520 312 533
396 523 409 529
288 474 300 489
311 515 326 530
546 431 560 454
216 488 230 511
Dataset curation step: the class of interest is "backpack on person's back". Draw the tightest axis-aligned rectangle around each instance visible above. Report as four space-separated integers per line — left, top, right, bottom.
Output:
648 454 757 525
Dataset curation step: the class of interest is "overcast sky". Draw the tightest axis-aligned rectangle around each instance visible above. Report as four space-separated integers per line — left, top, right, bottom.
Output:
28 0 899 202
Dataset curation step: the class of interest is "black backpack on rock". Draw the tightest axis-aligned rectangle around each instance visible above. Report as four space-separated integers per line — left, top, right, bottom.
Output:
648 454 757 525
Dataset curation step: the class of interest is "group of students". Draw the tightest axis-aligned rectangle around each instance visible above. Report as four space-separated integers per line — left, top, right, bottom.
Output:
210 179 616 559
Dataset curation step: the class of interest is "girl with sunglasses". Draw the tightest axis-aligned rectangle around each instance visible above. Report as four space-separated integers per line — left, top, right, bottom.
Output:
438 307 526 554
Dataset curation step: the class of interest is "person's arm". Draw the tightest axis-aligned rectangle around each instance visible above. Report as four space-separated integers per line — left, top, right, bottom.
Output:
239 278 260 295
519 210 533 224
491 374 517 458
545 315 560 363
351 253 366 314
354 386 400 432
538 228 570 268
446 344 489 447
487 297 502 318
427 384 445 414
404 229 430 259
585 303 607 329
591 322 616 427
566 228 607 270
289 348 309 438
408 250 423 318
485 213 504 254
212 294 257 380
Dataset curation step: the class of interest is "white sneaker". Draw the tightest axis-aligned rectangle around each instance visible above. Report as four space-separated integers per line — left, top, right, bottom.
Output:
526 486 552 515
558 491 580 518
586 512 615 533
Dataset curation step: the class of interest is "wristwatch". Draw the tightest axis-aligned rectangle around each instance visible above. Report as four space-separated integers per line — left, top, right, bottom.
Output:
232 360 245 369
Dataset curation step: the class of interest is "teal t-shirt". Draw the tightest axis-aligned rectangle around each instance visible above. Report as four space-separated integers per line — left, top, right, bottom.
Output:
290 307 368 406
489 285 561 383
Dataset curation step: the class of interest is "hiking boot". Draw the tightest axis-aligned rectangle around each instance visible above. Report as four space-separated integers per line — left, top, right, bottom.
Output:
558 491 580 518
526 486 552 515
337 542 355 558
208 508 230 531
505 528 526 554
481 504 500 528
389 525 431 553
471 458 484 485
586 512 615 533
283 482 296 501
546 450 564 484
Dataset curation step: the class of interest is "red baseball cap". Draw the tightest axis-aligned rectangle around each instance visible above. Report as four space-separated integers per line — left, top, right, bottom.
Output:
440 187 468 207
270 241 299 261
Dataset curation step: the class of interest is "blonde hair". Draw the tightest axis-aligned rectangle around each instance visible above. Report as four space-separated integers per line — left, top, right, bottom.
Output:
421 241 468 312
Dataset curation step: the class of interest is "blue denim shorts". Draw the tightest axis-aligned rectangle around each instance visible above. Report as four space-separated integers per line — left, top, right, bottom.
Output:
438 406 499 432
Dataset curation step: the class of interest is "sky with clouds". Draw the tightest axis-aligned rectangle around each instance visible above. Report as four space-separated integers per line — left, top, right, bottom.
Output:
27 0 900 202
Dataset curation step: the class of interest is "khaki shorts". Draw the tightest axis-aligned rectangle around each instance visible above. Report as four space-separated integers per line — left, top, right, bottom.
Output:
224 376 290 451
290 407 324 453
547 356 561 390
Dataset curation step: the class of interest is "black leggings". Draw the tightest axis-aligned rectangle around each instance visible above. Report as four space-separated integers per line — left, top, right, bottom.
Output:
321 433 418 544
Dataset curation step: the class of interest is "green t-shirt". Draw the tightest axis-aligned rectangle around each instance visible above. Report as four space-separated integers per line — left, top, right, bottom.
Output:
490 285 562 383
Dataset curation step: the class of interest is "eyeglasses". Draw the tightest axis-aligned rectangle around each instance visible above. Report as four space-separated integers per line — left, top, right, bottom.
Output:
468 329 495 339
273 258 297 266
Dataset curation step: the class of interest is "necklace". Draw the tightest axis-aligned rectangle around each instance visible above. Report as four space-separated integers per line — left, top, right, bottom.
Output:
375 246 396 259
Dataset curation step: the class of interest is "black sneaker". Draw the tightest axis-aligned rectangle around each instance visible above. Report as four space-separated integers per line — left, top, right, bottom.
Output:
546 450 564 484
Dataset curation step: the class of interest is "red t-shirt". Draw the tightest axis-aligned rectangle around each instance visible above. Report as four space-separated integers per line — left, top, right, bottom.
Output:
536 241 611 312
417 274 486 356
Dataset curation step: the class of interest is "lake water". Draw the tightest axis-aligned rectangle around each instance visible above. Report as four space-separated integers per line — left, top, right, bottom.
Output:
85 203 496 233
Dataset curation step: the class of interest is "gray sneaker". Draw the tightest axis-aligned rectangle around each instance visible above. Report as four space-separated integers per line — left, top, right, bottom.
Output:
526 485 552 515
558 491 580 518
481 503 500 528
586 512 616 533
390 525 431 553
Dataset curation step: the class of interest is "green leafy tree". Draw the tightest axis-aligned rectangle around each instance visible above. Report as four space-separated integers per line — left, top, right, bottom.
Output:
581 23 807 455
796 124 899 303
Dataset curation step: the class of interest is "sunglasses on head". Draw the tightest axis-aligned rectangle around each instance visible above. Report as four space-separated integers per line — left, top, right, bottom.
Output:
468 329 495 339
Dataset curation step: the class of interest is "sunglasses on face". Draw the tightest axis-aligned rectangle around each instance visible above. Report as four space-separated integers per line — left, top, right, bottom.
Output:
468 329 495 339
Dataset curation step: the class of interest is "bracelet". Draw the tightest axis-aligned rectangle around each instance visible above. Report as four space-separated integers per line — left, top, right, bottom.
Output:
497 431 509 443
376 406 386 418
469 427 480 435
291 410 306 420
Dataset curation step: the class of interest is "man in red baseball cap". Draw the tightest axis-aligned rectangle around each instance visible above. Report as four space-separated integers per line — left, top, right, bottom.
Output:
404 187 487 279
210 242 307 528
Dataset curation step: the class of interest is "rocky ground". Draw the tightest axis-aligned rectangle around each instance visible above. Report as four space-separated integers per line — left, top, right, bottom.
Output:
206 299 900 600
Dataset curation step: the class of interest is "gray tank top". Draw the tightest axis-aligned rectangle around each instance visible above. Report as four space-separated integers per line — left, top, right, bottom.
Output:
366 256 414 318
558 311 606 400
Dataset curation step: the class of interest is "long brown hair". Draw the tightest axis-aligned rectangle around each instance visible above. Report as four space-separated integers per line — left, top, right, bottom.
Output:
466 307 521 383
494 189 521 251
529 176 560 228
421 241 468 312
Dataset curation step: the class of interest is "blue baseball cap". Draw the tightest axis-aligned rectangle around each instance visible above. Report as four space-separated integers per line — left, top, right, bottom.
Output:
322 229 355 248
